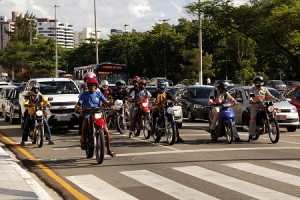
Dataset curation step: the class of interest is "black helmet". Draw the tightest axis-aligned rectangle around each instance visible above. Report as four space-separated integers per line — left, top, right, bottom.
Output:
30 82 40 95
115 79 126 88
157 79 166 92
216 80 229 92
253 76 264 87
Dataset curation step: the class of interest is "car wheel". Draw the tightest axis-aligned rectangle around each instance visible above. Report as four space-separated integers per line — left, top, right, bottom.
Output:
187 110 195 122
287 126 297 132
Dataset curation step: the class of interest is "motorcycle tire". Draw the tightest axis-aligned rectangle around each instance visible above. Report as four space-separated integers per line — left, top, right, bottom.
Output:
268 119 280 143
36 125 44 148
224 120 233 144
143 115 151 139
116 115 125 134
166 123 176 145
86 135 94 159
95 130 105 164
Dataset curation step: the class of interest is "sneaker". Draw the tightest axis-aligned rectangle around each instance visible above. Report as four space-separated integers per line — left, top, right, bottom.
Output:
48 140 54 145
248 135 254 142
20 141 25 146
235 137 242 142
129 132 133 138
176 137 185 143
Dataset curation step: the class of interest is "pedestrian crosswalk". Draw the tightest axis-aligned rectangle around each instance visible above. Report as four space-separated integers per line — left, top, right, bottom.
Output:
66 160 300 200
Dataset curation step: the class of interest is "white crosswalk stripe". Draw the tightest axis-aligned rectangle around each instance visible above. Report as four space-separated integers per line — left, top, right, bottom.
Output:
121 170 218 200
173 166 299 200
65 160 300 200
224 162 300 187
66 174 138 200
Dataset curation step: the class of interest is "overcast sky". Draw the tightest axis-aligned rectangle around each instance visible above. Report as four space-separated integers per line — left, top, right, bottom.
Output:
0 0 249 38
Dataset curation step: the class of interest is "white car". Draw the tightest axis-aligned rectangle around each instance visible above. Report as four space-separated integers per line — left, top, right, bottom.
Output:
19 78 80 129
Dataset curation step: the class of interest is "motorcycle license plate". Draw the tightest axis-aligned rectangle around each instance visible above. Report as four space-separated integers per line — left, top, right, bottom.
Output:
276 115 286 120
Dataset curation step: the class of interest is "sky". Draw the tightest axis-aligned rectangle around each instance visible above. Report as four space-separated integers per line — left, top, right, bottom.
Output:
0 0 249 38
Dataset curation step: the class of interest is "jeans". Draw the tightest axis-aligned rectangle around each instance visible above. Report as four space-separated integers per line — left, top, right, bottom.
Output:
22 115 52 141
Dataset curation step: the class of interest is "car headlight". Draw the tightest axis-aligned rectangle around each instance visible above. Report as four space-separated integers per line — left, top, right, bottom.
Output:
291 107 298 113
193 104 203 109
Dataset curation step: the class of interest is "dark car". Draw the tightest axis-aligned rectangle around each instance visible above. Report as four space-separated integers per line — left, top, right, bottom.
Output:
285 84 300 120
3 87 22 124
176 84 214 121
265 80 287 93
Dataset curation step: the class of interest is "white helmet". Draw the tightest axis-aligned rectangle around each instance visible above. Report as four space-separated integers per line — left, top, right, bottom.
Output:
101 80 109 89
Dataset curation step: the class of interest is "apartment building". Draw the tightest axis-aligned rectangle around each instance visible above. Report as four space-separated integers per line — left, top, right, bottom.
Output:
74 27 100 46
0 15 15 50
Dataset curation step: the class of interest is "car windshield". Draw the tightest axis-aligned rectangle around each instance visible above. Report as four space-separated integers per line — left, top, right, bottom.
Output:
190 88 214 98
39 81 79 95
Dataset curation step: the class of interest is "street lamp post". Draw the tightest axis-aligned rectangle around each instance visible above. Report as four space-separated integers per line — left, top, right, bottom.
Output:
159 19 170 78
198 0 203 85
26 18 36 45
51 4 60 78
124 24 129 64
94 0 99 64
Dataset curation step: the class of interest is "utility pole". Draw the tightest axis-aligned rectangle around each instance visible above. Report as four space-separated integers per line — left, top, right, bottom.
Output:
26 18 36 45
158 19 170 78
124 24 129 65
94 0 99 64
198 0 203 85
51 4 60 77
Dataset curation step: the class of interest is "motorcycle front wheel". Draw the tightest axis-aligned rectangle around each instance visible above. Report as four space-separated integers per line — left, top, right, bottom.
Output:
268 119 280 143
224 120 233 144
95 130 105 164
116 115 126 134
166 123 176 145
36 125 44 148
142 114 151 139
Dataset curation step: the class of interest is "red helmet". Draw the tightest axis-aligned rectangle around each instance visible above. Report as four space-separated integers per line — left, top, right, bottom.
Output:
86 77 98 86
139 79 147 85
83 72 96 82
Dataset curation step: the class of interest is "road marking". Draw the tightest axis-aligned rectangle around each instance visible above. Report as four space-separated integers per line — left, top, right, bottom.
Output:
66 174 138 200
271 160 300 169
225 163 300 187
121 170 218 200
0 132 89 200
173 166 299 200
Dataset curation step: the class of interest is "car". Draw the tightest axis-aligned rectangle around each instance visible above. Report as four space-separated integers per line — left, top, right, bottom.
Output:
148 77 169 87
3 86 22 124
284 84 300 120
176 84 214 122
284 80 300 88
19 78 80 130
229 86 299 132
265 80 287 93
0 85 17 117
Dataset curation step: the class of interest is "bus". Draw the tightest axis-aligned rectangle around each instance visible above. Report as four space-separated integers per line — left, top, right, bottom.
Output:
73 62 128 83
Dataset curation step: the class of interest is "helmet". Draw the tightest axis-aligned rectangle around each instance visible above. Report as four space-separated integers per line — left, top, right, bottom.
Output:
30 82 40 95
216 80 229 92
83 72 96 82
253 76 264 87
157 79 166 92
131 76 140 85
115 79 126 88
139 79 147 85
86 77 99 87
101 80 109 89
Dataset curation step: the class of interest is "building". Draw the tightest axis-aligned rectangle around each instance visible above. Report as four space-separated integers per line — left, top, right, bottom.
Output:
74 27 100 46
111 29 123 36
36 18 74 49
0 14 16 50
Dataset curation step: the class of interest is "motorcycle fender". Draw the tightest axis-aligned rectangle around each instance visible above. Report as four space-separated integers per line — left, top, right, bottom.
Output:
95 118 105 128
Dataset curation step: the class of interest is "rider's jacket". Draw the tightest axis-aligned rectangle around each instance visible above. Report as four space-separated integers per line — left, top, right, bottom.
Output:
129 89 152 101
77 90 106 118
111 88 127 102
249 86 274 103
208 89 236 108
24 92 50 116
151 90 173 109
100 87 113 98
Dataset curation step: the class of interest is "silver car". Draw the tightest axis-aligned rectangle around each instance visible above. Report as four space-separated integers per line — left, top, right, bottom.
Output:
229 86 299 132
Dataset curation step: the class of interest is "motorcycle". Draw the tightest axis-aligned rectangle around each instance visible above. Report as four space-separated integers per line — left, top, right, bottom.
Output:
209 100 235 144
243 100 280 143
111 99 130 134
132 97 152 139
84 107 106 164
152 100 178 145
29 105 46 148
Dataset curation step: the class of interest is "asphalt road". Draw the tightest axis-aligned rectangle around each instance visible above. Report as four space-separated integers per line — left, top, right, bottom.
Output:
0 118 300 200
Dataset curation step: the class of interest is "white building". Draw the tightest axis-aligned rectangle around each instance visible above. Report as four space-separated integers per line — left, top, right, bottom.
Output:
36 18 74 49
74 27 100 46
0 15 15 50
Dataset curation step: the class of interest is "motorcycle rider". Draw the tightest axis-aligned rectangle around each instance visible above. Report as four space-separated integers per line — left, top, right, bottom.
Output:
20 82 54 146
128 79 152 138
100 80 113 98
111 79 127 102
208 80 241 142
78 71 97 135
151 80 185 143
76 77 116 157
248 75 279 141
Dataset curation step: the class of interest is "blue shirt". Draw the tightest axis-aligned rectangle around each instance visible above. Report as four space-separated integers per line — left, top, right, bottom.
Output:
78 90 106 118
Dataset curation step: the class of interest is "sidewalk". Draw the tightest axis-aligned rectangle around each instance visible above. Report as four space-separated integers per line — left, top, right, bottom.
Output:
0 145 53 200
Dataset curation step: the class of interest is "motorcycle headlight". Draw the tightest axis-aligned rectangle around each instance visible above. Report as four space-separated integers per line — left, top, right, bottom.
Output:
267 106 274 112
142 102 148 107
193 104 203 109
36 110 43 117
114 100 123 107
94 113 102 119
167 107 174 114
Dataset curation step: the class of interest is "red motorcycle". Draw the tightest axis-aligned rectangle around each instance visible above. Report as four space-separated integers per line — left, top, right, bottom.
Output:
132 97 152 139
